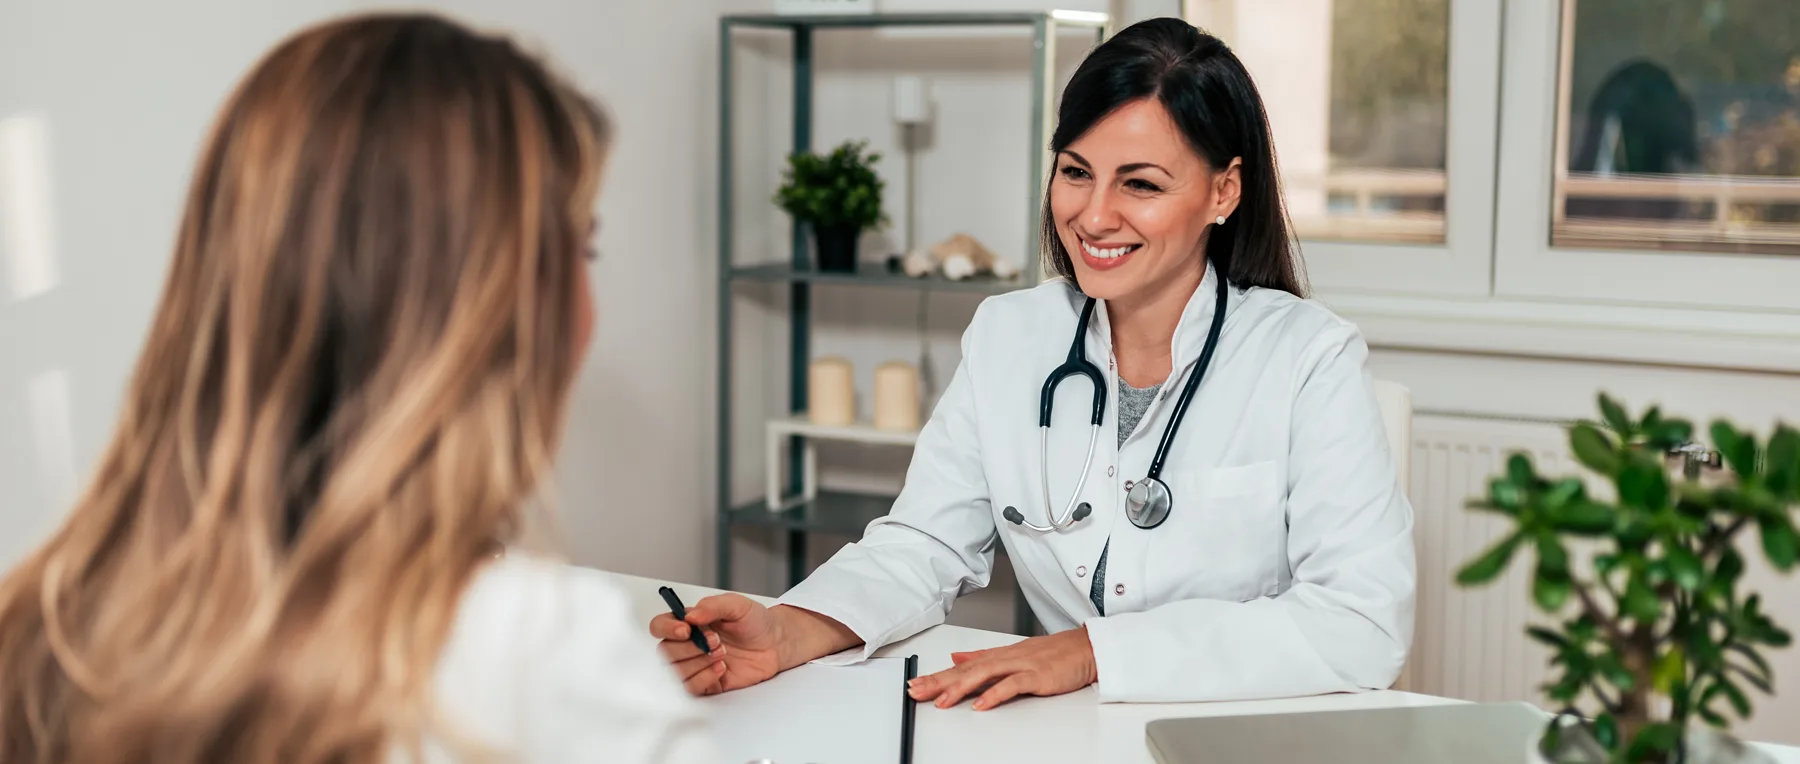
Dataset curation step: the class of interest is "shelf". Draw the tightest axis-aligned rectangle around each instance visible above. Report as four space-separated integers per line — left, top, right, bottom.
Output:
722 11 1109 30
727 490 898 536
730 262 1032 294
768 416 919 447
728 490 1015 560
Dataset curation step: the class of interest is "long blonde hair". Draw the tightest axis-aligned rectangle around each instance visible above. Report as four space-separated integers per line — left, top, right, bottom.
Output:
0 12 609 762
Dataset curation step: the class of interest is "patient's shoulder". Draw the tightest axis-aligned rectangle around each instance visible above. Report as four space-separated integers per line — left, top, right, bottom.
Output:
426 554 712 763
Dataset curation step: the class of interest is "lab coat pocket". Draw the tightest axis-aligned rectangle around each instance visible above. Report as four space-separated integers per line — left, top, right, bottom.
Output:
1195 461 1281 501
1158 461 1286 602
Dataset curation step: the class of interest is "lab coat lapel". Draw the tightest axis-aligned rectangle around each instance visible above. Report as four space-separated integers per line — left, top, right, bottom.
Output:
1092 261 1225 384
1169 261 1225 373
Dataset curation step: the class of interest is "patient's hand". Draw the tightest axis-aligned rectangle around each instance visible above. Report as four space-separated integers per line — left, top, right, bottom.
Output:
650 593 778 695
649 594 858 696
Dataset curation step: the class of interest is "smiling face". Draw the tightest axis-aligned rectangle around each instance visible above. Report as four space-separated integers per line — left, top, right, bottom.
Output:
1050 97 1241 305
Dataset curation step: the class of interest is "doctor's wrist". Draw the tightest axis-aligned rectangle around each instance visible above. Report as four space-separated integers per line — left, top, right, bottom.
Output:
1074 624 1099 688
769 604 862 671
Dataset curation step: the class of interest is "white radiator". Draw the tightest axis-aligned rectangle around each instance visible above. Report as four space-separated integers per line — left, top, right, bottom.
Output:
1393 414 1576 705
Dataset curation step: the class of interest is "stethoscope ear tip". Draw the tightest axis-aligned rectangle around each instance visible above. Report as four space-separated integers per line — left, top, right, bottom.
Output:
1002 506 1024 525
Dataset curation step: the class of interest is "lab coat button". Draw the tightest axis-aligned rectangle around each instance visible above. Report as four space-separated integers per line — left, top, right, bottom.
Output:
1123 480 1134 491
1114 583 1126 596
1107 466 1115 477
1076 566 1087 578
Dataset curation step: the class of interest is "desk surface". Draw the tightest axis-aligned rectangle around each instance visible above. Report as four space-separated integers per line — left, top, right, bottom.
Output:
617 572 1800 764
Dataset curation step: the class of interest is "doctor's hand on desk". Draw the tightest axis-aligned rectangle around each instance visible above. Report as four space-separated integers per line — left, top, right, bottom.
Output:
906 627 1098 711
649 594 862 696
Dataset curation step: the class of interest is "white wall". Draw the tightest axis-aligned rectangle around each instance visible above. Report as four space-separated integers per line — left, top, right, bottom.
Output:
420 0 771 584
0 0 755 587
1 0 356 567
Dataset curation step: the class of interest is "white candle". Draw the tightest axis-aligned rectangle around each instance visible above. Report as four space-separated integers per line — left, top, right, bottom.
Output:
872 360 920 432
808 357 855 427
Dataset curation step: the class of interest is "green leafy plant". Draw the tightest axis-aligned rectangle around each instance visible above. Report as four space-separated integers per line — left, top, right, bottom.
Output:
1456 394 1800 763
772 139 888 231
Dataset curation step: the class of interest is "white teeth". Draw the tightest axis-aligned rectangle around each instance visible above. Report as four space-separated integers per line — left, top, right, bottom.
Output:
1082 241 1136 259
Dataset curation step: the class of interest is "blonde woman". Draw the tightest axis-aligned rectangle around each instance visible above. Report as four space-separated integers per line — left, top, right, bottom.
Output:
0 13 713 764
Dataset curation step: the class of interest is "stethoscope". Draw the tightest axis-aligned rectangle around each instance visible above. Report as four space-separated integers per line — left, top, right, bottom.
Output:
1001 275 1228 532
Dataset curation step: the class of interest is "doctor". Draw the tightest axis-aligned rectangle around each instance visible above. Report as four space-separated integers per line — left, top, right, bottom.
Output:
652 17 1415 711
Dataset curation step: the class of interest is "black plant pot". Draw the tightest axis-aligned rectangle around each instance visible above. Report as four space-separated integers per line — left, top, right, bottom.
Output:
813 223 860 273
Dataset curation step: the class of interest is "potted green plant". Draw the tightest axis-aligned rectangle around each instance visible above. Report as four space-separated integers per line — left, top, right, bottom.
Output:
773 139 888 273
1456 394 1799 763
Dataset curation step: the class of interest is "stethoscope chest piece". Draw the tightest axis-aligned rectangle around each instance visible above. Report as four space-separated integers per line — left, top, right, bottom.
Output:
1125 477 1173 529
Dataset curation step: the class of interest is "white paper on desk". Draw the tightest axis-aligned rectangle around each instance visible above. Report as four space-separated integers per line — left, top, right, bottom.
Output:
700 656 909 764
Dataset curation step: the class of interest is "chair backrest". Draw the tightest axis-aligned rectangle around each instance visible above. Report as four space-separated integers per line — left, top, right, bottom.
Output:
1371 378 1416 692
1372 379 1413 495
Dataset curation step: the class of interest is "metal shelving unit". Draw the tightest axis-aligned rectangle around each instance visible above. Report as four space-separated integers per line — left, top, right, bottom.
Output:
715 10 1109 637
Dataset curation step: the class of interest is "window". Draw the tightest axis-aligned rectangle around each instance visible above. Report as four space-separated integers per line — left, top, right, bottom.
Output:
1551 0 1800 257
1181 0 1800 323
1316 0 1451 245
1494 0 1800 312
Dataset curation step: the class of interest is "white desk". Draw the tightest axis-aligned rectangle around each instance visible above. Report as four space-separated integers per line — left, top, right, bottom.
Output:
616 572 1800 764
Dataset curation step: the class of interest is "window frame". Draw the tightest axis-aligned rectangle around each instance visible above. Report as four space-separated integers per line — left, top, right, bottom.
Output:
1490 0 1800 313
1289 0 1501 299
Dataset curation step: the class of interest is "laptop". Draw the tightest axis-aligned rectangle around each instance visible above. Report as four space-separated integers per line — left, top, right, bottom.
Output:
1145 701 1553 764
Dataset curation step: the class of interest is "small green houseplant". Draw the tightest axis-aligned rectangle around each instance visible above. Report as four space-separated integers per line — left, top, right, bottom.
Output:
1457 394 1799 763
773 139 887 273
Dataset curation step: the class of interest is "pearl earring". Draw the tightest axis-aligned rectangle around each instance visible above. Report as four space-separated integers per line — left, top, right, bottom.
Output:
1215 215 1226 226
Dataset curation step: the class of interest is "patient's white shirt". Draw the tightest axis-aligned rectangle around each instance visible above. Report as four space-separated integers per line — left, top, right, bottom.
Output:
416 554 716 763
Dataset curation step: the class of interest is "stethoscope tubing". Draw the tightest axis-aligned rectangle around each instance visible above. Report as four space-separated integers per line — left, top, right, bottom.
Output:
1015 276 1229 533
1144 279 1228 482
1022 424 1099 532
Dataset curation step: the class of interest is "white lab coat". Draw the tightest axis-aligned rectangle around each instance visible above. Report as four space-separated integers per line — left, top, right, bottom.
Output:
778 262 1416 703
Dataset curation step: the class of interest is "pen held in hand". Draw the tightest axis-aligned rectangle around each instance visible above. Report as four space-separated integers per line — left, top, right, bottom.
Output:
658 586 713 655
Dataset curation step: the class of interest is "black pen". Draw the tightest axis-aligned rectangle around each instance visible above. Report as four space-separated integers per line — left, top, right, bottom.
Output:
658 585 712 655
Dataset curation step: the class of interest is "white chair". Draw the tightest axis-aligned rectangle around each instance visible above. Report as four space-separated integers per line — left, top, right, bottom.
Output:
1372 378 1413 495
1372 378 1417 692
